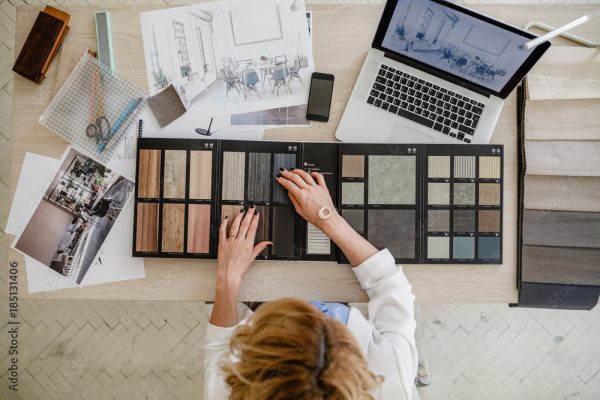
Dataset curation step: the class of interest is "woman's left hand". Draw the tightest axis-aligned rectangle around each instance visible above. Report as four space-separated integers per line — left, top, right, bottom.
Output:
217 206 272 290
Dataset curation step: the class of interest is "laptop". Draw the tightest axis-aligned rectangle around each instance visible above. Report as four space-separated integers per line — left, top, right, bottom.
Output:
336 0 550 144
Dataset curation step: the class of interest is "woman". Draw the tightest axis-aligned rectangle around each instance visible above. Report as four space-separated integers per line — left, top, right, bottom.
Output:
204 168 418 399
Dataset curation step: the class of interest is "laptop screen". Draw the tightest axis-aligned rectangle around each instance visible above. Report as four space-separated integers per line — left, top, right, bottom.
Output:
381 0 535 93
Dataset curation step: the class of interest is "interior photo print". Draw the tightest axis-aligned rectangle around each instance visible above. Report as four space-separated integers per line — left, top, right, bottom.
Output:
382 0 534 92
140 0 314 119
14 149 135 285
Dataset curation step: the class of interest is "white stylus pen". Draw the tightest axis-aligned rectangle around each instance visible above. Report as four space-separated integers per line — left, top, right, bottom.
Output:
522 10 600 50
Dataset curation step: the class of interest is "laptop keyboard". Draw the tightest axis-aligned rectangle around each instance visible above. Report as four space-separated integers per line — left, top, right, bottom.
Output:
367 65 485 143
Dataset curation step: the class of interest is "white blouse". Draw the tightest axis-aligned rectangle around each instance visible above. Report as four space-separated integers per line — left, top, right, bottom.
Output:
204 249 418 399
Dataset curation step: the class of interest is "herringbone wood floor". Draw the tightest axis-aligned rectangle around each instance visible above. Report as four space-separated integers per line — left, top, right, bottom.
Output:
1 1 599 399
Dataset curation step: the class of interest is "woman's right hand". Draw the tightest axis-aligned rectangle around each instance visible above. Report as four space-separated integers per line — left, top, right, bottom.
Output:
275 168 337 229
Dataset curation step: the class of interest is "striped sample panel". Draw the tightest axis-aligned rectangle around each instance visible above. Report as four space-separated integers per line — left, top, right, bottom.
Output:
272 153 296 203
428 156 450 178
479 156 501 179
222 152 246 201
307 223 330 255
247 153 271 202
454 156 476 179
163 150 187 199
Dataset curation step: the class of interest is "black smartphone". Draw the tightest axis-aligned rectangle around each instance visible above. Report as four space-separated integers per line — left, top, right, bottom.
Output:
306 72 334 122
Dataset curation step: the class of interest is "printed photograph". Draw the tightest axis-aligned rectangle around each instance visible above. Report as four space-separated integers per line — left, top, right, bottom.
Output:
14 149 135 285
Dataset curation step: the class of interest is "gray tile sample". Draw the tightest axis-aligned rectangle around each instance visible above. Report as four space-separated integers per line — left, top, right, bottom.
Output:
368 155 416 205
368 209 415 259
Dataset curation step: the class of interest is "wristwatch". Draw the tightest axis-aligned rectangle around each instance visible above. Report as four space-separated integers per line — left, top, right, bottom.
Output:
318 206 333 220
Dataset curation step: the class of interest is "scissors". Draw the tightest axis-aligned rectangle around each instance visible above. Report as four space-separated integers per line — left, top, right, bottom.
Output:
86 116 111 144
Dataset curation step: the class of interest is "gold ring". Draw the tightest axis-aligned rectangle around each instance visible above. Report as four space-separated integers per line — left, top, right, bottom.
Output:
230 231 238 238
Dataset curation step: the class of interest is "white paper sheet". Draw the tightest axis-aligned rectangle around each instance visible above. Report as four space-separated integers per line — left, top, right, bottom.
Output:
6 153 145 293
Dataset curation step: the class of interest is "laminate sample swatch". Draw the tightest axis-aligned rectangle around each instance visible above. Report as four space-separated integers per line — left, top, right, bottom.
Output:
136 203 159 252
247 153 271 202
454 183 475 205
428 237 449 259
523 210 600 248
189 151 212 200
342 209 364 232
479 210 500 232
428 183 449 205
222 152 246 201
453 237 474 259
368 209 415 259
454 156 476 179
342 155 365 178
453 210 475 233
524 175 600 212
147 84 187 127
273 206 295 256
255 206 270 244
273 154 296 203
163 150 187 199
368 156 416 204
138 150 161 198
522 245 600 286
479 183 501 206
428 210 449 232
342 182 364 205
479 156 501 179
187 204 211 253
162 204 185 253
478 237 500 259
428 156 450 178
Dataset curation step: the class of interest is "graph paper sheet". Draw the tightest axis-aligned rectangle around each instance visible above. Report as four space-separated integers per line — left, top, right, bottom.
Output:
39 53 146 164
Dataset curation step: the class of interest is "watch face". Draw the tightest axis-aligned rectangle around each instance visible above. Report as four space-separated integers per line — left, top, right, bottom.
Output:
318 206 332 220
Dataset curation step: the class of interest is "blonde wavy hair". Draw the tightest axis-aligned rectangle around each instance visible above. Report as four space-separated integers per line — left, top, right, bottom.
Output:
221 298 382 399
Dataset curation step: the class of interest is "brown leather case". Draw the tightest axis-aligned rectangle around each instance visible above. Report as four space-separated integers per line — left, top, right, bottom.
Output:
12 6 71 84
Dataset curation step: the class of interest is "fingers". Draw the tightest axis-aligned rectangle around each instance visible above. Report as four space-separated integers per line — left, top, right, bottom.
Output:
252 241 273 259
238 206 256 239
280 169 309 189
219 215 229 243
229 207 245 238
276 174 301 196
247 210 260 242
311 171 327 188
292 169 316 185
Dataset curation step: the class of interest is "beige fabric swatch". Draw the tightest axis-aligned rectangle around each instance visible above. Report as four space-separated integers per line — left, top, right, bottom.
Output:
524 175 600 212
525 140 600 176
525 99 600 141
527 47 600 100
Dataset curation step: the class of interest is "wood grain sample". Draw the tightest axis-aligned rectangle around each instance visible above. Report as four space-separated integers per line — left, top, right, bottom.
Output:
138 150 161 198
136 203 159 252
187 204 211 254
162 203 185 253
189 151 212 200
222 152 245 201
247 153 271 202
163 150 187 199
273 206 294 256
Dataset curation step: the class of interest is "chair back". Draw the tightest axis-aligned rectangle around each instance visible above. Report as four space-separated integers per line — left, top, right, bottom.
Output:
242 69 259 86
273 63 288 80
275 55 287 64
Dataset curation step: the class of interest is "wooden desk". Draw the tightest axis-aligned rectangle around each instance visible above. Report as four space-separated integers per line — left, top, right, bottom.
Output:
10 3 599 302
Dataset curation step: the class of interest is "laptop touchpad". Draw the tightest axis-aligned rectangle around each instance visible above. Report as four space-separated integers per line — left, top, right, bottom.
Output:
388 123 435 143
